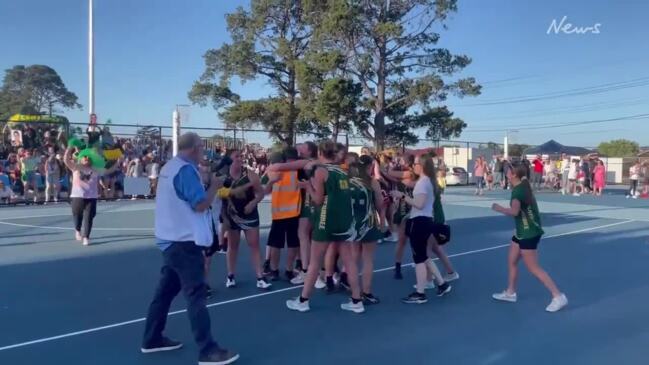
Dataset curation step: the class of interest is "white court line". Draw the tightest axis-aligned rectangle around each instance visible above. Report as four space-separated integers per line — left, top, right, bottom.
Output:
0 219 635 352
0 221 153 231
0 221 272 232
0 206 154 221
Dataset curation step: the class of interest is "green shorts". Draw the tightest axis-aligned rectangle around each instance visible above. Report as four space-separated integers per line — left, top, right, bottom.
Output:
312 227 353 243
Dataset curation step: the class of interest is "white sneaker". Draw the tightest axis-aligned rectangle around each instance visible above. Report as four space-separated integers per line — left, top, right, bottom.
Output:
443 272 460 282
626 195 631 199
286 297 310 312
546 293 568 312
492 291 517 303
225 276 236 288
82 238 90 246
340 299 365 314
290 271 306 285
75 231 82 241
315 276 326 289
573 193 580 197
633 195 638 199
413 280 436 290
256 278 272 289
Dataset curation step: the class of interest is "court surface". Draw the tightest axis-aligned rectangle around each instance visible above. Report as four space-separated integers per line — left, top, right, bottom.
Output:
0 187 648 365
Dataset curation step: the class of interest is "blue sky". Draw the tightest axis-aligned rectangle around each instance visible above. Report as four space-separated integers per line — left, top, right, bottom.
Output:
1 0 648 147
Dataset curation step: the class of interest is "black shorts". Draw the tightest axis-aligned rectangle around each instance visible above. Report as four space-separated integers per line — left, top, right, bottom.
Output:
267 217 300 249
512 235 542 250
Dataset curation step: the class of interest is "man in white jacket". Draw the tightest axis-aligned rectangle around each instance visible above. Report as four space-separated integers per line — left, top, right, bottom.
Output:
141 132 239 365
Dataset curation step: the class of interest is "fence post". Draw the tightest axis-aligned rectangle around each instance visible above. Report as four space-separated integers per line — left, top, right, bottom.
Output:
466 142 470 185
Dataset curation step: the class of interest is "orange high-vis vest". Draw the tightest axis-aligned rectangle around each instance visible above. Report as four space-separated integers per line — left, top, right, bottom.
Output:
271 171 301 220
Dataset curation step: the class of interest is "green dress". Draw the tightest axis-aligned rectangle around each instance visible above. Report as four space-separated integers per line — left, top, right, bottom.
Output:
350 177 383 243
311 164 355 242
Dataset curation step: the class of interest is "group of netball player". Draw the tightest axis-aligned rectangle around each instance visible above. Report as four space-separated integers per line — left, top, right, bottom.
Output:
204 139 567 314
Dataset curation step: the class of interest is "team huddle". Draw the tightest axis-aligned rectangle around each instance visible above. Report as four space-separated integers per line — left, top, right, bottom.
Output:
142 134 568 364
201 138 568 315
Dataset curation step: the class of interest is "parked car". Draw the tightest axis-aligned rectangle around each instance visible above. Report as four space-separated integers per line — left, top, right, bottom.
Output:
445 166 468 185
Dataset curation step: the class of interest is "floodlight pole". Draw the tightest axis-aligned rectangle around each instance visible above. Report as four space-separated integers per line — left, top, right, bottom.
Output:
88 0 95 117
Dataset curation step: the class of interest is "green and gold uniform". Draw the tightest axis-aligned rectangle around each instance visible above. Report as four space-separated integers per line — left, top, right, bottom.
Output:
222 168 260 231
350 177 383 243
511 183 544 239
311 164 355 242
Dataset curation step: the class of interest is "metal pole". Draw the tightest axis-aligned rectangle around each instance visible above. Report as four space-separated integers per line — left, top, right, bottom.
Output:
172 109 180 156
88 0 95 116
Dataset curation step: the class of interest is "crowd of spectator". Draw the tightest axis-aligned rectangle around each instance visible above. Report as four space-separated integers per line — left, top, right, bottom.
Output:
0 122 275 205
476 153 620 197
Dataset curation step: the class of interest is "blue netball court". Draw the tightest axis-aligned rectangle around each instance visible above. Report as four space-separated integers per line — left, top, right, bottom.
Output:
0 187 647 365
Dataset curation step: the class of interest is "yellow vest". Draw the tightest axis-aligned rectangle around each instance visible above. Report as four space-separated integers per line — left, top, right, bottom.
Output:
271 171 301 220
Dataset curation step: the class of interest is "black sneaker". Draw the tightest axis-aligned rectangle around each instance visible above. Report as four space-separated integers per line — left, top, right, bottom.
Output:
285 270 295 281
436 282 452 297
401 292 428 304
362 293 380 305
141 337 183 353
206 284 212 299
198 348 240 365
267 270 280 281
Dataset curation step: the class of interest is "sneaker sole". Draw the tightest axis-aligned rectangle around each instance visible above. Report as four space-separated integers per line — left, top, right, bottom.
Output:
492 296 517 303
402 299 428 304
141 344 183 353
287 304 310 313
199 353 240 365
341 306 365 314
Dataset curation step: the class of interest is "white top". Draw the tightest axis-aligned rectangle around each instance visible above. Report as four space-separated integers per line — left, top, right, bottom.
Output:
568 163 578 180
562 159 570 172
146 162 160 179
154 157 213 246
630 165 640 180
409 176 435 219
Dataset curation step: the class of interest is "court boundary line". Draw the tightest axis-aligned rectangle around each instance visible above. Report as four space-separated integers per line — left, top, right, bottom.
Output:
0 219 635 352
0 221 273 232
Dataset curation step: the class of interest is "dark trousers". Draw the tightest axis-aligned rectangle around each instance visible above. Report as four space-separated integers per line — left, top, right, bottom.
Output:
629 180 638 196
142 242 219 355
70 198 97 238
405 216 434 264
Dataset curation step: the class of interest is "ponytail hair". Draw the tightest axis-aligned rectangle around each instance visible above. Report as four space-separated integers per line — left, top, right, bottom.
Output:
353 154 374 189
420 154 441 194
513 164 535 206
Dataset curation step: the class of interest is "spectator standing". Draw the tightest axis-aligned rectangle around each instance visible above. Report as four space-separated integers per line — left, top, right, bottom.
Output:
592 160 606 196
146 156 161 197
20 149 40 203
44 154 62 203
580 158 591 194
561 154 571 195
627 160 641 199
473 156 486 195
493 156 503 189
532 155 543 190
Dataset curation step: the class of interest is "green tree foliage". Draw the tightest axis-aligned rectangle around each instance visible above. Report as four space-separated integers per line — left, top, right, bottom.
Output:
189 0 317 144
0 65 81 119
312 0 480 149
598 139 639 157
